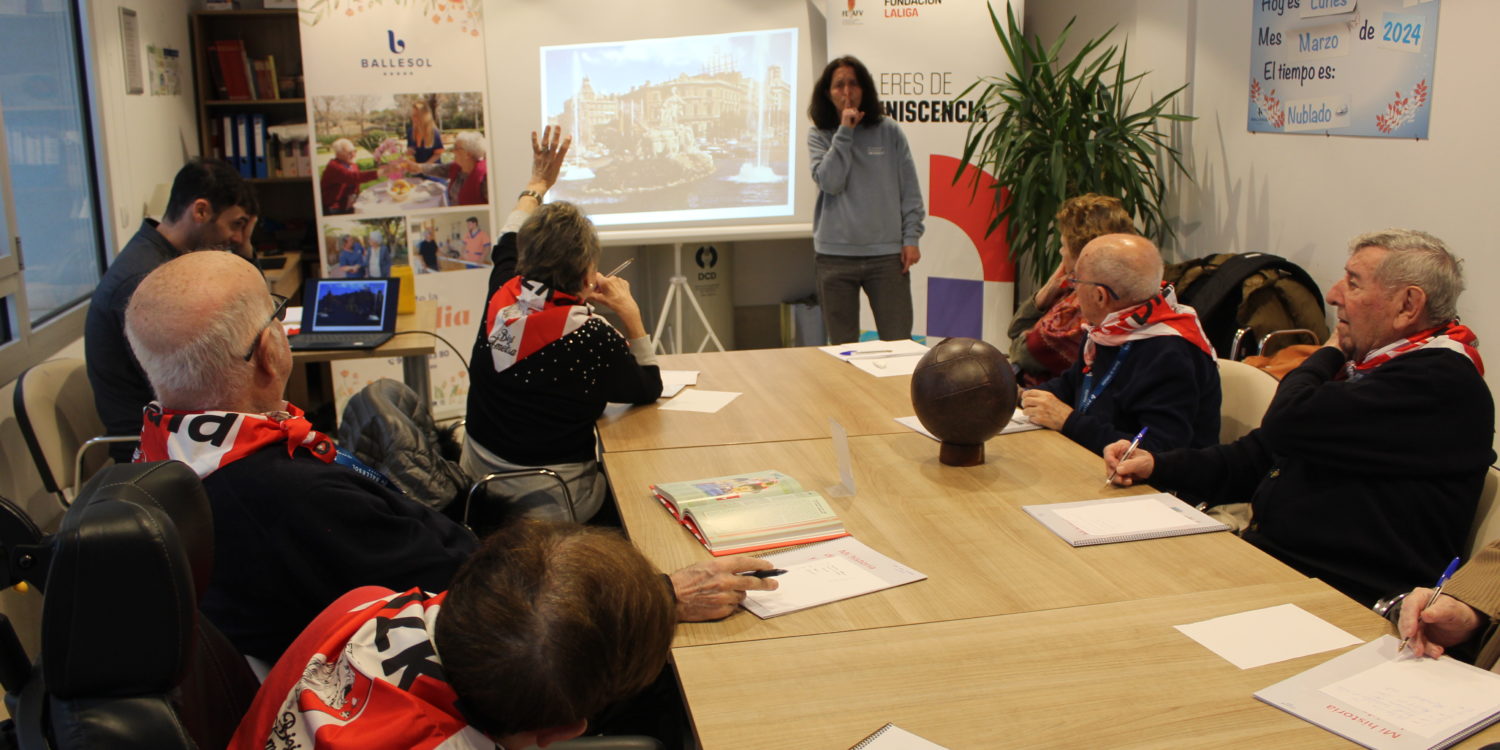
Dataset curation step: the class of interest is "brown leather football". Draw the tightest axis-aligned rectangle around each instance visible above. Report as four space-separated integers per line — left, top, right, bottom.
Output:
911 337 1017 466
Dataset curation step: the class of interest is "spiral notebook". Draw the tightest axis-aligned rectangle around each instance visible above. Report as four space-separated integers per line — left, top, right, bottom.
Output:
848 723 948 749
1255 635 1500 749
1022 492 1228 546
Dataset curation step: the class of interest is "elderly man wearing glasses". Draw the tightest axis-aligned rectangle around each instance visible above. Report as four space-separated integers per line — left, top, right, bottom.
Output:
1019 233 1222 456
123 237 774 669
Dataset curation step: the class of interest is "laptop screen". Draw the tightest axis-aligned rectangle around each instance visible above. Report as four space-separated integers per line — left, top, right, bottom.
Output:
308 279 393 333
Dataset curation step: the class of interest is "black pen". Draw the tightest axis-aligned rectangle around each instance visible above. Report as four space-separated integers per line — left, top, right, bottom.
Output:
738 569 787 579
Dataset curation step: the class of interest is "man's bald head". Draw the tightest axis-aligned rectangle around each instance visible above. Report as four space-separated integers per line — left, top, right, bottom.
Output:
1077 234 1164 308
125 251 278 411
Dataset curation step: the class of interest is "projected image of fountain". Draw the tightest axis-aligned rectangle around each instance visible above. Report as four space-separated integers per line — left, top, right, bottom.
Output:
728 70 787 185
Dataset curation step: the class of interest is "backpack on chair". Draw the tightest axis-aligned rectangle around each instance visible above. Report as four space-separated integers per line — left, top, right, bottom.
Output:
1166 252 1329 359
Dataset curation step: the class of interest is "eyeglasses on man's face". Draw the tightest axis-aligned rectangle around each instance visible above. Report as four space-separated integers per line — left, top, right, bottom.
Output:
242 293 291 362
1066 276 1120 301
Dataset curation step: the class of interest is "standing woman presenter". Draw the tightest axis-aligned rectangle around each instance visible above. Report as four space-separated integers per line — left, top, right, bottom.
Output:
808 55 925 344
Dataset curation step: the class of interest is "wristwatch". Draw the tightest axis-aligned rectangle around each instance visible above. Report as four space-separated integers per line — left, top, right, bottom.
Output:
518 189 544 202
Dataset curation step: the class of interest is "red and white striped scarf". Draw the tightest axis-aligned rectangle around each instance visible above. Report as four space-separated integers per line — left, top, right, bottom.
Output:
1083 284 1214 370
135 401 336 478
482 276 594 373
1347 321 1484 378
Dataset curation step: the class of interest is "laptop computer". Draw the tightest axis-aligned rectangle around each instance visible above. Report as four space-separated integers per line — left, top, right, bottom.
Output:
287 277 401 351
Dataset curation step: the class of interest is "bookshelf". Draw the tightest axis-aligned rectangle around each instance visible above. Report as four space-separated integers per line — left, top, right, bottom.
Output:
190 9 313 251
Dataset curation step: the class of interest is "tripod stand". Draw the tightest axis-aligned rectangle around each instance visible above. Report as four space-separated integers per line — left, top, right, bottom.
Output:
651 242 726 355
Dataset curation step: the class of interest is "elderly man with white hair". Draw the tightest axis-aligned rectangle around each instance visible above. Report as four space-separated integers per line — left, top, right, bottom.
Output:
408 130 488 206
1107 229 1495 607
124 251 777 662
1021 233 1221 456
319 137 376 215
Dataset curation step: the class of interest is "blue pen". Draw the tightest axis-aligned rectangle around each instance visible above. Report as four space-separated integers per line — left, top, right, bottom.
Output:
1105 426 1149 485
1399 555 1462 654
840 348 890 357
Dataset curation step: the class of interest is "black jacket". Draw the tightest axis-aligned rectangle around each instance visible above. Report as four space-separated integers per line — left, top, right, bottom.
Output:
85 220 180 461
1035 335 1222 455
1152 346 1496 605
198 446 477 662
465 231 661 466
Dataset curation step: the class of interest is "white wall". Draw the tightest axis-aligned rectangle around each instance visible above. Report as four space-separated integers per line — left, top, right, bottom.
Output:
1028 0 1499 453
86 0 201 254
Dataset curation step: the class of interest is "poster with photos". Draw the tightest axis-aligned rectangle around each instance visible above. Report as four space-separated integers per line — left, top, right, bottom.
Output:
296 0 496 419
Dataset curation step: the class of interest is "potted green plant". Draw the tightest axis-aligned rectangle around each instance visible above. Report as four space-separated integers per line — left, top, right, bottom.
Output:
956 3 1194 286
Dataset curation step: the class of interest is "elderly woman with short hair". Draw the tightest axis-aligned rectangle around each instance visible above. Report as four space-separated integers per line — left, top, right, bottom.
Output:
462 127 660 522
408 130 488 206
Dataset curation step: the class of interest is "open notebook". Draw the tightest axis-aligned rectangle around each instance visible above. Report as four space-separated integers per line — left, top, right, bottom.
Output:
1022 493 1228 546
1255 635 1500 749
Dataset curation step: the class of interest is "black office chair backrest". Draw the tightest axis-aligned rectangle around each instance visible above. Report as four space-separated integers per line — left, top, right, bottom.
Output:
8 461 257 750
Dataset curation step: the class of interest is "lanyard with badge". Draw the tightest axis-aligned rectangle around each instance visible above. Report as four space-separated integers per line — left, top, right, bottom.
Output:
1077 342 1133 415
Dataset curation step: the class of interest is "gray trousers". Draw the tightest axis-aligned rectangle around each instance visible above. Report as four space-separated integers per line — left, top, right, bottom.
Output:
815 252 913 344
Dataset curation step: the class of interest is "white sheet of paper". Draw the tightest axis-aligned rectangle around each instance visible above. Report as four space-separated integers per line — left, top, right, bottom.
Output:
1053 497 1197 536
1002 411 1042 434
894 415 937 440
827 417 856 497
660 370 699 386
1321 655 1500 736
744 555 889 612
1174 603 1363 669
819 339 928 378
897 411 1038 441
659 383 686 399
657 389 740 413
819 338 928 359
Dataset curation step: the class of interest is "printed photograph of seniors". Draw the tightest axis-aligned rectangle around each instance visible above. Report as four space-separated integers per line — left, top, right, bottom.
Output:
312 91 489 215
322 216 409 279
406 211 494 273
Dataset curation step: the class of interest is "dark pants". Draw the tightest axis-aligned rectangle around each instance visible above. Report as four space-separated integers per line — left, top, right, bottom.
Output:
815 252 912 344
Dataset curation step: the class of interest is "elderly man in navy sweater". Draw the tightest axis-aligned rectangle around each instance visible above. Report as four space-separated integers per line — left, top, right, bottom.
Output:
122 249 775 662
1106 229 1494 606
1020 233 1222 456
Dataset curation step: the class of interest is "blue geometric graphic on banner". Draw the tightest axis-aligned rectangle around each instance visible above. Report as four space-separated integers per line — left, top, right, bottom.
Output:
926 277 983 340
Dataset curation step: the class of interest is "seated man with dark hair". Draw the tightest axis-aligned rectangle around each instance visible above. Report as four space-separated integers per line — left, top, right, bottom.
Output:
230 521 697 749
1107 229 1495 606
86 156 259 462
124 250 773 662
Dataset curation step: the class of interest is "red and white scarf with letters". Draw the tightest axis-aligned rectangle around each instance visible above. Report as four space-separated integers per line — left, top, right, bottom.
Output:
134 401 336 478
482 276 593 373
1346 321 1484 378
1082 284 1214 370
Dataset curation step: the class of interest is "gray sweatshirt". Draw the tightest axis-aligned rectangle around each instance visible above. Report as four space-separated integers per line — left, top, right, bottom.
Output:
808 118 926 257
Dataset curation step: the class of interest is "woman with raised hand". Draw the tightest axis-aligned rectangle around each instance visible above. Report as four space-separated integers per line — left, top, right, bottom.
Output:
463 126 661 523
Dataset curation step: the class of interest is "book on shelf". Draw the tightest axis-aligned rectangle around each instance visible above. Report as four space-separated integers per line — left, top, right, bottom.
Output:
650 470 848 556
1255 635 1500 749
1022 492 1229 546
210 40 253 100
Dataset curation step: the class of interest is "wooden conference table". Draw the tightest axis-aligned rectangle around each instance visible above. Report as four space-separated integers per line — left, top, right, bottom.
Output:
594 345 1488 747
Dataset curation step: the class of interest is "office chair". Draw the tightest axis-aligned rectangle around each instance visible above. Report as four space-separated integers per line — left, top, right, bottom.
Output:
0 461 258 750
1465 467 1500 559
465 468 578 537
12 359 139 507
1215 358 1280 444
